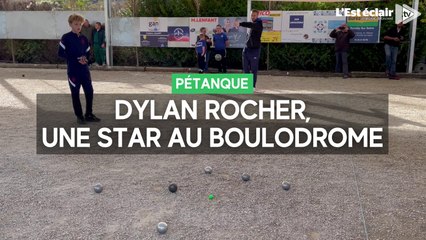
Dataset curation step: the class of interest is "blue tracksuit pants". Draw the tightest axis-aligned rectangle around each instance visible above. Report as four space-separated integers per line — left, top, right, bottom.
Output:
243 47 261 88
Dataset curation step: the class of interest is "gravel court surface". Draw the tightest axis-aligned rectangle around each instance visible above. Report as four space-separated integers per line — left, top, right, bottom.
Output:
0 68 425 239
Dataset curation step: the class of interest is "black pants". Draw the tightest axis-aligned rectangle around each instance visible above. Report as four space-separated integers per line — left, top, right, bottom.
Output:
67 71 94 118
243 47 261 87
197 53 206 72
335 51 349 75
215 49 227 73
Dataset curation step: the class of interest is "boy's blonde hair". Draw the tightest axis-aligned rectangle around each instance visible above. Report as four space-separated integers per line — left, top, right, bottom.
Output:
68 14 85 24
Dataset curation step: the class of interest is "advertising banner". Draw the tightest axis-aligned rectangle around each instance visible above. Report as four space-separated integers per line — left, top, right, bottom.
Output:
167 18 190 48
189 17 218 47
0 11 381 45
311 10 346 43
167 26 190 48
258 11 283 43
140 17 169 47
218 17 246 48
282 11 313 43
347 16 381 43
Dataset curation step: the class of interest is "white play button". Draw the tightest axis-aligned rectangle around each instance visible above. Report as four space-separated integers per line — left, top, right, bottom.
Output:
395 4 422 24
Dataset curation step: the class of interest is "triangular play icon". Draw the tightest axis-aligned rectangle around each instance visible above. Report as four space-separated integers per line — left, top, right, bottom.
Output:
395 4 422 24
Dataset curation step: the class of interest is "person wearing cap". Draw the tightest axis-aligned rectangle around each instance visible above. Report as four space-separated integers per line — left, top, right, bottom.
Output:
329 23 355 79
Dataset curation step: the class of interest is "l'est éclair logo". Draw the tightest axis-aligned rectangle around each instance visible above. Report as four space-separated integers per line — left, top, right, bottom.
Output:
172 73 254 94
336 4 421 24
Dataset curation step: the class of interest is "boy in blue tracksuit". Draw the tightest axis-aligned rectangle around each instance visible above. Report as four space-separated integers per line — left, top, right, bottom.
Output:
196 27 212 72
196 34 207 73
213 25 229 73
58 14 100 124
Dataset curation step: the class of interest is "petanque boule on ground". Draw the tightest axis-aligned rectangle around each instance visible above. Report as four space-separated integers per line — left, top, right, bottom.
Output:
93 183 103 193
157 222 168 234
204 166 212 174
242 173 250 181
282 181 290 191
168 183 178 193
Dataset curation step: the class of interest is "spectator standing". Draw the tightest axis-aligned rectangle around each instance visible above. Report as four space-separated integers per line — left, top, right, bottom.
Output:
93 22 106 66
212 24 229 73
383 22 405 80
196 27 212 72
196 34 207 73
80 19 94 64
239 10 264 90
329 23 355 79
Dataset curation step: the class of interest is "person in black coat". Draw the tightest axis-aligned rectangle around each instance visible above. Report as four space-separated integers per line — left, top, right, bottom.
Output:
239 10 264 90
330 23 355 79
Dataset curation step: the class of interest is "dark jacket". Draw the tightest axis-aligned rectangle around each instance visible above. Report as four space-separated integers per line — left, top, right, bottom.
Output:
239 18 263 49
329 29 355 52
81 25 94 45
93 29 106 47
384 26 405 47
58 31 90 74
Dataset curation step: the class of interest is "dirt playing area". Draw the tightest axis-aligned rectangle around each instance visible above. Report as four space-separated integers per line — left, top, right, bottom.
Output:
0 67 425 239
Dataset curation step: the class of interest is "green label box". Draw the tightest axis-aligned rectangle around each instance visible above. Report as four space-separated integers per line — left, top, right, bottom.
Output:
172 74 254 94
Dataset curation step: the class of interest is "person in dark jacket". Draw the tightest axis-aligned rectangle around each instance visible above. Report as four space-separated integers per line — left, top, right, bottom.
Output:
329 23 355 79
93 22 106 66
81 19 94 45
195 34 207 73
81 19 95 65
196 27 212 72
58 14 100 124
383 22 405 80
239 9 263 90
